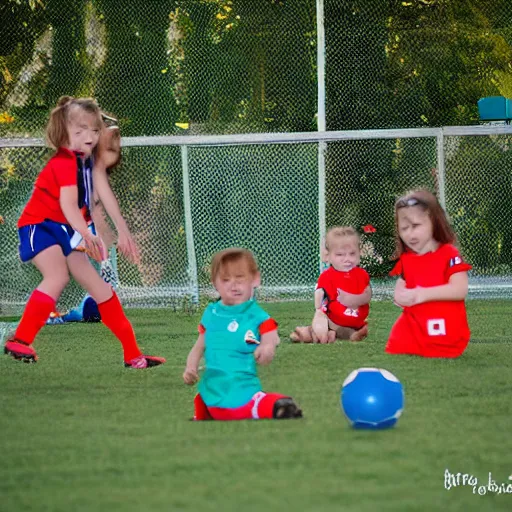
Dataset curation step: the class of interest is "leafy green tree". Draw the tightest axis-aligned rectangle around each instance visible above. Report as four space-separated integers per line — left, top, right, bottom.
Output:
94 0 177 136
93 0 184 286
386 0 512 127
0 0 48 132
45 0 89 105
176 0 316 133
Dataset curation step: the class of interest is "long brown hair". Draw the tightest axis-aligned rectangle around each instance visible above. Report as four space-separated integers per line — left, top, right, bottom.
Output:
393 188 456 258
97 124 122 174
46 96 102 149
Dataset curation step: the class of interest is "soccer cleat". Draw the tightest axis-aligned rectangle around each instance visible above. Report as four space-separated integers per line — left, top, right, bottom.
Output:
124 354 166 369
4 339 38 363
46 315 65 325
272 397 303 419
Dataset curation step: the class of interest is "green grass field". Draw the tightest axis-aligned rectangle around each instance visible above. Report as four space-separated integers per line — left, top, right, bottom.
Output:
1 300 511 512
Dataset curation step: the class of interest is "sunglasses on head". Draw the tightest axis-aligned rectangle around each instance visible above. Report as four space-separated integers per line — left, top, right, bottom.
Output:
396 197 427 209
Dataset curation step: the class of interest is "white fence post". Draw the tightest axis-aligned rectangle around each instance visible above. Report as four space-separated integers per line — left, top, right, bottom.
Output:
317 0 327 273
181 145 199 303
436 128 446 209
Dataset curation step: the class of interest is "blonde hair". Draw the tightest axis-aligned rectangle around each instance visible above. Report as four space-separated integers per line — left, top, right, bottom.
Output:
324 226 360 252
46 96 102 149
210 248 259 281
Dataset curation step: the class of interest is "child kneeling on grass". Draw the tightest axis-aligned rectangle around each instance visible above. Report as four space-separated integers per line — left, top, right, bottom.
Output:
386 189 472 358
183 248 302 421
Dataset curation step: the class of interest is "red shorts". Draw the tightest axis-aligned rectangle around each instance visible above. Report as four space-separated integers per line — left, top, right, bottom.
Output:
193 392 288 421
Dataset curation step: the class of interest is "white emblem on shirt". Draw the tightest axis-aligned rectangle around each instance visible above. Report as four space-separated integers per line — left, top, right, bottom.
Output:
227 320 239 332
427 319 446 336
449 256 462 267
244 330 260 345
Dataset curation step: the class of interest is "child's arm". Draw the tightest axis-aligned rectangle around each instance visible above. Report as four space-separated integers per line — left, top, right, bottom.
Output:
254 329 279 366
314 288 326 311
93 165 128 231
183 333 205 385
395 272 468 307
312 288 330 342
337 285 372 309
393 277 406 307
60 186 104 261
93 166 140 264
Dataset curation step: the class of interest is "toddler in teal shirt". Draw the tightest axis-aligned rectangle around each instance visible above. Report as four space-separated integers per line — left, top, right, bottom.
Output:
183 248 302 420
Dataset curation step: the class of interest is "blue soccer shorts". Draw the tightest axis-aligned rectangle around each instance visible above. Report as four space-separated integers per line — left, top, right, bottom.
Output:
18 220 83 262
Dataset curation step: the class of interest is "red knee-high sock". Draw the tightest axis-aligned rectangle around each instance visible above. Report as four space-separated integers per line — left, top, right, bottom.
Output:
193 394 213 421
97 292 141 362
257 393 288 419
15 289 56 345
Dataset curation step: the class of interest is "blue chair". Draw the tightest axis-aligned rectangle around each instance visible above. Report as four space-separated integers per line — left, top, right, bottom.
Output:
477 96 512 124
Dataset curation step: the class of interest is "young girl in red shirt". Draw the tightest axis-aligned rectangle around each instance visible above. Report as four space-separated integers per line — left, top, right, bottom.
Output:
386 189 472 358
4 96 165 369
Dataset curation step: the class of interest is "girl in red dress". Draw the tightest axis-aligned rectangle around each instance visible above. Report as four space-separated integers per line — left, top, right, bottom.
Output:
386 189 472 358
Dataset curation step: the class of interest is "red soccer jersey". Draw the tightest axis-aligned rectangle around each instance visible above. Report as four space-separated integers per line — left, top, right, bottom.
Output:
386 243 472 358
18 147 79 228
316 266 370 328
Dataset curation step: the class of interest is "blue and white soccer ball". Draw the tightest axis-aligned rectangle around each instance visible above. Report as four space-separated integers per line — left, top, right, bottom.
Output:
341 368 404 429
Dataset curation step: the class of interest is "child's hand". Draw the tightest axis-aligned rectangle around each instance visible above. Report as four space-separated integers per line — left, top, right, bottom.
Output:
83 233 106 262
394 280 422 307
336 289 350 306
183 367 199 385
254 343 275 365
312 310 330 343
117 229 140 265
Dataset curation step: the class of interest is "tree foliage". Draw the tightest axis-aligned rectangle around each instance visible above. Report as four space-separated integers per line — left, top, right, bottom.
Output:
1 0 512 282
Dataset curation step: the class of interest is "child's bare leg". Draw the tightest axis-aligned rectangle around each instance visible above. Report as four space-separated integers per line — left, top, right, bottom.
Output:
328 319 356 341
66 251 113 303
67 251 142 364
32 245 70 300
290 326 314 343
312 311 329 344
67 251 164 367
6 246 69 361
349 324 369 342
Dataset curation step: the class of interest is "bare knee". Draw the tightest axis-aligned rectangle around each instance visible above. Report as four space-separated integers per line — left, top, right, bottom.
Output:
42 268 69 293
85 276 113 304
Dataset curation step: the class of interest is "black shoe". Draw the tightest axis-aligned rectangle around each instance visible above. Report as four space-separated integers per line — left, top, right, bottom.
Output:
273 397 303 419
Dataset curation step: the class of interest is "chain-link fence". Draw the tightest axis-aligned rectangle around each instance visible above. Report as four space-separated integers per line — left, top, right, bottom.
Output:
1 1 512 138
2 126 512 314
2 1 512 313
